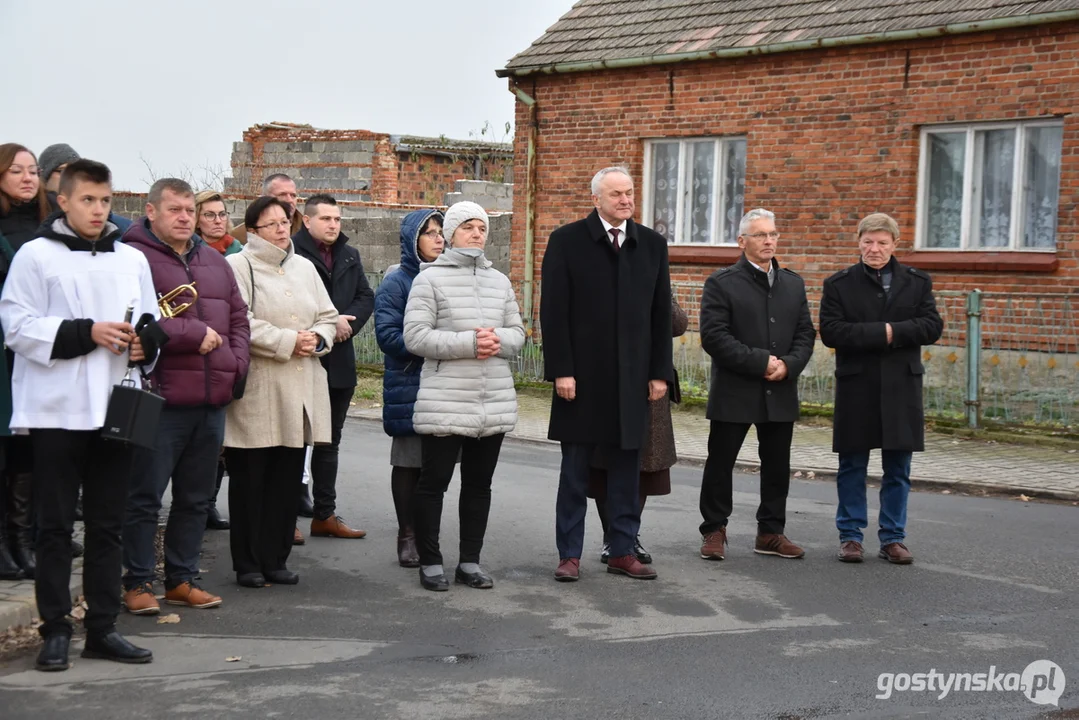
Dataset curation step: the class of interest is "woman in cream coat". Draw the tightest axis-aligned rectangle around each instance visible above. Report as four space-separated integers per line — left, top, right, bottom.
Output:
225 196 337 588
404 201 525 592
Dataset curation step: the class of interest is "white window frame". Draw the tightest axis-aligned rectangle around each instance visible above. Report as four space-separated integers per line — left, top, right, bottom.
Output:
642 136 746 246
915 119 1064 251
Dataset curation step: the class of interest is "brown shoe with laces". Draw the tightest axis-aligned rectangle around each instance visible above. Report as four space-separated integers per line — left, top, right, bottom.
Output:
311 514 366 539
878 542 914 564
165 581 222 609
554 558 580 582
754 533 805 559
606 554 658 579
123 583 160 616
700 528 728 560
838 540 864 563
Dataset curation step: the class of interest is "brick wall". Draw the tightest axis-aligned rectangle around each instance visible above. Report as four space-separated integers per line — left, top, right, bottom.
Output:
508 22 1079 329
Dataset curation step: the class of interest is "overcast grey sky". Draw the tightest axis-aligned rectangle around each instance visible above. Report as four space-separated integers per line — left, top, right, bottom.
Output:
3 1 571 191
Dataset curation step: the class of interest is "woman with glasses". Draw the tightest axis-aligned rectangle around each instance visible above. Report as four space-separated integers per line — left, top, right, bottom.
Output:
223 196 338 588
374 209 443 567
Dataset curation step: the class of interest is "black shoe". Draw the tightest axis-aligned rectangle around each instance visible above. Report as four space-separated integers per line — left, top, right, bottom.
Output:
81 631 153 664
236 572 266 588
634 535 653 565
71 540 84 559
264 569 299 585
206 505 230 530
454 565 494 589
600 542 610 565
35 634 71 672
0 541 24 580
297 489 314 519
419 568 449 592
11 539 34 579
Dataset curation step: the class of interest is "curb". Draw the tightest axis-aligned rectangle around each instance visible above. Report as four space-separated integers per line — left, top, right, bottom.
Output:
0 563 82 637
346 411 1079 503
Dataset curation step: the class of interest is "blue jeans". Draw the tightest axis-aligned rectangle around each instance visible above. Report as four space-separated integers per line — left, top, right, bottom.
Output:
835 450 912 546
122 406 225 589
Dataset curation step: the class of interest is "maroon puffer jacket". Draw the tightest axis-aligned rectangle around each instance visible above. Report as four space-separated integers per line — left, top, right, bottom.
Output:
124 219 251 407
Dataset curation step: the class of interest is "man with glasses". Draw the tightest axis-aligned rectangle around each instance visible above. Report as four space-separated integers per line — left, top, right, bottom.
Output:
292 194 374 539
698 208 816 562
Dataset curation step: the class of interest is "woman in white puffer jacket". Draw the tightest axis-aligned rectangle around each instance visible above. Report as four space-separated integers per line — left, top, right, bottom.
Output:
403 201 525 592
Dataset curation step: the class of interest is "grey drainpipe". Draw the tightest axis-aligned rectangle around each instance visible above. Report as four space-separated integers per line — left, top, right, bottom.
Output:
495 11 1079 78
513 85 538 334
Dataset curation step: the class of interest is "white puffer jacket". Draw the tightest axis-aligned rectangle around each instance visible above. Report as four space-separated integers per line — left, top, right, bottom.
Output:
403 248 525 437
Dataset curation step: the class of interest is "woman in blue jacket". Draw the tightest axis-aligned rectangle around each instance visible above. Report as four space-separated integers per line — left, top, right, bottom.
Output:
374 209 443 567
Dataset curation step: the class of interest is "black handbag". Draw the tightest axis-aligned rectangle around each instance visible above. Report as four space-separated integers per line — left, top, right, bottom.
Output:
102 308 166 448
231 258 255 400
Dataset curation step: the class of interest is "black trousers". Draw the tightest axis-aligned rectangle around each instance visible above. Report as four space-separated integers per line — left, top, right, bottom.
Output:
226 446 305 576
310 386 353 521
413 433 504 567
30 429 132 638
699 420 794 536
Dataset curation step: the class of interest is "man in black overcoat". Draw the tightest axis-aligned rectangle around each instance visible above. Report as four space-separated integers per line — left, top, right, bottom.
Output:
292 194 374 540
698 208 816 562
541 167 672 582
819 213 942 565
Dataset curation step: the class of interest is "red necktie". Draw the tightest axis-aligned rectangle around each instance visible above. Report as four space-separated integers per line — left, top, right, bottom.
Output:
609 228 621 251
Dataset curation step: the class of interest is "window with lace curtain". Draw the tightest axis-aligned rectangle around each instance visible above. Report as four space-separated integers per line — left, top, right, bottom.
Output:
642 137 747 245
916 121 1063 251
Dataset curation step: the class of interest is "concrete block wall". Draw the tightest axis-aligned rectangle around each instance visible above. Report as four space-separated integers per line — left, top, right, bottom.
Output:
444 180 514 212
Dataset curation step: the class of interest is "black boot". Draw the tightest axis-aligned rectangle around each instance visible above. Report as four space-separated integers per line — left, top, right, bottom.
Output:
0 471 24 580
8 472 35 579
207 460 229 530
81 631 153 664
391 466 421 567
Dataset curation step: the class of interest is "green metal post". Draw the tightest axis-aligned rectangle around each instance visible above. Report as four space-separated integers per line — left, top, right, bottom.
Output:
965 290 983 429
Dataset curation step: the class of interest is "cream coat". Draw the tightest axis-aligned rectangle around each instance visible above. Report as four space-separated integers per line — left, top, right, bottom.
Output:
404 247 525 437
224 234 338 449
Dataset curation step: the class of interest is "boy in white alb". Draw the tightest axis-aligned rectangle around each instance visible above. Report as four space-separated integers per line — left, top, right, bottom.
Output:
0 160 163 672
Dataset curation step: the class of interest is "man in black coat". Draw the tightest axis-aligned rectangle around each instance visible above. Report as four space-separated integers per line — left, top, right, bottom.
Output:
819 213 943 565
698 208 816 562
541 167 673 582
292 194 374 539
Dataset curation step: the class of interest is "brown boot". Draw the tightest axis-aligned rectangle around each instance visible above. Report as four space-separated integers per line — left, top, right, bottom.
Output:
838 540 864 563
700 528 728 560
606 554 657 579
165 581 222 609
879 542 914 565
397 531 419 567
123 583 161 616
754 533 805 559
310 515 367 539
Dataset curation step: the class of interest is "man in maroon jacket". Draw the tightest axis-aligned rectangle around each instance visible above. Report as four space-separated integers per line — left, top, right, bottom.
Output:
120 178 251 614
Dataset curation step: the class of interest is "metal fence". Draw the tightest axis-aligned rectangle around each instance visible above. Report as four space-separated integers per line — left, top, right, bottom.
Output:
354 273 1079 429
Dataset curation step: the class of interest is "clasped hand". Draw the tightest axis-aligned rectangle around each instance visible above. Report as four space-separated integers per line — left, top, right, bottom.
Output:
294 330 319 357
764 355 788 382
475 327 501 359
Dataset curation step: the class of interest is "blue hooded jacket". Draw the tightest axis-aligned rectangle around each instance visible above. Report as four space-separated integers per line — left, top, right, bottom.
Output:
374 209 443 437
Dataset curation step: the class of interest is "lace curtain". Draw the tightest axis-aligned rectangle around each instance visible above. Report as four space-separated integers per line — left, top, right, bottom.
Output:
650 142 680 242
925 132 965 248
687 142 715 243
723 140 747 245
1023 126 1062 249
973 129 1014 248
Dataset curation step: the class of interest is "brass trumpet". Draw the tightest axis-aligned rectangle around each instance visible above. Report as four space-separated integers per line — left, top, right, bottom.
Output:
158 282 198 318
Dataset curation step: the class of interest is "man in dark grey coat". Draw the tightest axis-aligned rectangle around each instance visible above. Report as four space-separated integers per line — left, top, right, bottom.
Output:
698 208 816 562
819 213 943 565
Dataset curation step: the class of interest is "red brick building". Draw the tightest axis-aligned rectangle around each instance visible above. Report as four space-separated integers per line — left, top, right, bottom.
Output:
497 0 1079 332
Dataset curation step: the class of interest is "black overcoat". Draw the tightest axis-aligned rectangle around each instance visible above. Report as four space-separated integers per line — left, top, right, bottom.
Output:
699 255 816 424
541 210 673 449
819 258 943 453
293 226 374 389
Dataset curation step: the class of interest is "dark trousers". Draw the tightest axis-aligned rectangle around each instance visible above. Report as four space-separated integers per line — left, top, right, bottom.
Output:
310 386 353 521
699 421 794 536
31 429 132 638
122 406 225 589
557 444 640 559
413 433 504 567
225 446 305 575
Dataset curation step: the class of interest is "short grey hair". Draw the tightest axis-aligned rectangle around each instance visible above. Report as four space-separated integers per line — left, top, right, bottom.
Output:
262 173 293 194
591 166 632 196
738 208 776 237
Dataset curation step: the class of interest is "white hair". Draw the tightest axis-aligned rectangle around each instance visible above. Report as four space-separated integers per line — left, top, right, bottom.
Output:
739 208 776 236
591 166 632 196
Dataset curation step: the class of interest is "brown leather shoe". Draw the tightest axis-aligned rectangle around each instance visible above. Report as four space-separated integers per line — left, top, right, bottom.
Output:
838 540 864 563
123 583 160 616
293 527 306 546
310 515 367 539
554 558 580 582
397 532 419 567
754 533 805 559
700 528 728 560
606 554 657 579
165 581 222 609
879 542 914 564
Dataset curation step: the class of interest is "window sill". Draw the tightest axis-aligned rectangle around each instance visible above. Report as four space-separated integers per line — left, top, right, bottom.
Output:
898 251 1059 273
668 245 742 264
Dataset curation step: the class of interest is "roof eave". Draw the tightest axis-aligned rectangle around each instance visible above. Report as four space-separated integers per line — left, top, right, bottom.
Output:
495 10 1079 78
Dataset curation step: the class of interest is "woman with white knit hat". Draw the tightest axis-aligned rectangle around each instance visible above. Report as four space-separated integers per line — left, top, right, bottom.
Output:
403 201 525 591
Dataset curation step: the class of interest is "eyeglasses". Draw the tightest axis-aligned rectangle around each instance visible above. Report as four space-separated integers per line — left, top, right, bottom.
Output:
201 211 229 221
255 220 291 230
746 231 781 241
421 229 444 238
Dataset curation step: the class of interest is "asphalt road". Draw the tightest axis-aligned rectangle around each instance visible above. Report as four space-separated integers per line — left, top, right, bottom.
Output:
1 420 1076 719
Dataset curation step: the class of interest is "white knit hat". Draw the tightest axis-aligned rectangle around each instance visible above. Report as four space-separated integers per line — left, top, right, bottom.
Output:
442 201 489 245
